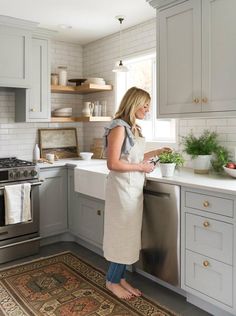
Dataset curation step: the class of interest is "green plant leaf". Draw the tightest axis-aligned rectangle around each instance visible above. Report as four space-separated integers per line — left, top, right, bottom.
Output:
158 151 184 167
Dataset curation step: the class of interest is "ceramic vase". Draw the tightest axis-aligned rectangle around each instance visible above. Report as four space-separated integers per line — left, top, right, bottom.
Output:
159 163 176 177
193 155 212 174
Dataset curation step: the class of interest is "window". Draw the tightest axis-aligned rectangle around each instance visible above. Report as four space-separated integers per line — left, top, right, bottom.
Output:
116 52 176 143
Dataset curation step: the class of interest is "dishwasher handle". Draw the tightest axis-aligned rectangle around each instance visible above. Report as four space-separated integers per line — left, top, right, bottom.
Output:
144 189 170 199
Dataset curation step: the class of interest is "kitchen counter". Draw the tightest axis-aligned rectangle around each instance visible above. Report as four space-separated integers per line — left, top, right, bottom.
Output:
148 167 236 195
37 158 106 169
75 162 236 195
38 159 236 195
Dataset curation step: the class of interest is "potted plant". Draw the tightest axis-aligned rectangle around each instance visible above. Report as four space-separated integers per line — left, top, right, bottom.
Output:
158 151 184 177
182 130 218 174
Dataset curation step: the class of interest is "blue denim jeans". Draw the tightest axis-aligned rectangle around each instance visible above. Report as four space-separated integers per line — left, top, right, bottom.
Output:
106 262 126 284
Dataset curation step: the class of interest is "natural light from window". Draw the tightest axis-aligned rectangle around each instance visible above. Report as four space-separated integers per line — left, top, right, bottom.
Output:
116 52 176 143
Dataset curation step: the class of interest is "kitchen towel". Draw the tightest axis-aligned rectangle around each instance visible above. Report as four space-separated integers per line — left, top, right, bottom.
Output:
4 183 31 225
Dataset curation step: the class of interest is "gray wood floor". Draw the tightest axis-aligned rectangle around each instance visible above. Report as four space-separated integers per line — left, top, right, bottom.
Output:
0 242 211 316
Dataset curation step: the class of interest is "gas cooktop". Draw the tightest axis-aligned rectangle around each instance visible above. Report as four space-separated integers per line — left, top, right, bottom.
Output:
0 157 35 169
0 157 38 183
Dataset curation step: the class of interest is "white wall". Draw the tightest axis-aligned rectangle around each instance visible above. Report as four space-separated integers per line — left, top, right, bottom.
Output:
82 18 156 150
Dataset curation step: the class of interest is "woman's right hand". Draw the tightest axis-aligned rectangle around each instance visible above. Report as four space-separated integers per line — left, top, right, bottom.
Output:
139 161 155 173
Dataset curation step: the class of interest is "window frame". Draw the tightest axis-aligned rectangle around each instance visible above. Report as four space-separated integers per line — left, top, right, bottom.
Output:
115 50 177 145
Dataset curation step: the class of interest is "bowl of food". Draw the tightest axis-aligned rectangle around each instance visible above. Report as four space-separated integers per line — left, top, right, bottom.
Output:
223 162 236 178
80 152 94 160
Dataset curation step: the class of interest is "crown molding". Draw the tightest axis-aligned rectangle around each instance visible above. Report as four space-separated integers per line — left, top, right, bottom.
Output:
146 0 187 10
33 28 57 39
0 15 38 30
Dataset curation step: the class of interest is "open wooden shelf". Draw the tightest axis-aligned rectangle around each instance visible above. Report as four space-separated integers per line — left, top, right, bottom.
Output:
51 83 113 94
51 116 112 123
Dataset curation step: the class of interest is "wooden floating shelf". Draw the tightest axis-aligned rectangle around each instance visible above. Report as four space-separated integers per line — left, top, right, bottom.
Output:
51 116 112 123
51 84 113 94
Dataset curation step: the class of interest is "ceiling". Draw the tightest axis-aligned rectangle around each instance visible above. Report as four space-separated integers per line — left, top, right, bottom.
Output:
0 0 155 45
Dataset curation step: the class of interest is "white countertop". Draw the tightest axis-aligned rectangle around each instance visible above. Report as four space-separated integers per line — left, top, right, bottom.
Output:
37 158 106 169
38 159 236 195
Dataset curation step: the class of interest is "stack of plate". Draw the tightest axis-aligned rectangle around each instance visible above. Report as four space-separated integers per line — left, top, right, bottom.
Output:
52 107 72 117
83 77 106 85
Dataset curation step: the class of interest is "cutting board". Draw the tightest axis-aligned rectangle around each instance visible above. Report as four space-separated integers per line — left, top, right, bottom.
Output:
38 128 79 159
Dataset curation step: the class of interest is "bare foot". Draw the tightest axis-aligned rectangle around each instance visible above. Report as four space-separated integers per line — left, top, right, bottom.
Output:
106 281 133 300
120 279 142 297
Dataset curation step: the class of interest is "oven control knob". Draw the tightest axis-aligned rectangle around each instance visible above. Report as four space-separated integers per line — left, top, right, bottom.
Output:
30 170 37 177
23 170 29 177
9 172 14 179
16 171 21 178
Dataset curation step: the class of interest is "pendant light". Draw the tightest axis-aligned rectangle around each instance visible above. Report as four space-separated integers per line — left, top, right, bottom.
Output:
112 16 129 73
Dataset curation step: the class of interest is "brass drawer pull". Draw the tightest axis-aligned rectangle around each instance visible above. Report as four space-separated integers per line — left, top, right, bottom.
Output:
97 210 101 216
202 97 208 103
193 98 200 104
203 260 210 267
203 201 209 207
203 221 210 227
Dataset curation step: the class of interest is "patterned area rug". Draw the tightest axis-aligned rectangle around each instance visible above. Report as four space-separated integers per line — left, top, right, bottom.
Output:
0 252 179 316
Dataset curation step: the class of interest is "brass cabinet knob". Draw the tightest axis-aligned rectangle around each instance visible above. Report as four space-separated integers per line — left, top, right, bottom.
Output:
97 210 101 216
193 98 200 104
202 97 208 103
203 221 210 227
203 260 209 267
203 201 209 207
30 108 36 112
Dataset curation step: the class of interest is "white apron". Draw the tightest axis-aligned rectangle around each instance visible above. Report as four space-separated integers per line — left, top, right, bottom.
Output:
103 136 146 265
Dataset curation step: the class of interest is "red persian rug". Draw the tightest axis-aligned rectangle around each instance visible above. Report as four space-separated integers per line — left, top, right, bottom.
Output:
0 252 179 316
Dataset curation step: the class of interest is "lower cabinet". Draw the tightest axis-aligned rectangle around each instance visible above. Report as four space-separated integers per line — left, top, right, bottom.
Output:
181 187 236 314
39 167 68 238
68 169 104 250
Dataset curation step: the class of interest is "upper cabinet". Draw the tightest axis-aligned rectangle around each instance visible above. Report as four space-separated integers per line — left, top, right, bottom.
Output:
15 31 52 122
28 36 50 120
150 0 236 118
0 16 37 88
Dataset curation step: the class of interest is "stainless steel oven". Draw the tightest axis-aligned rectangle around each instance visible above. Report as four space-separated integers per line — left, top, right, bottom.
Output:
0 157 41 264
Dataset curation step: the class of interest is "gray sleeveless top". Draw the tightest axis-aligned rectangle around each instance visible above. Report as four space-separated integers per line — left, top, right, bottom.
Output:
103 119 135 155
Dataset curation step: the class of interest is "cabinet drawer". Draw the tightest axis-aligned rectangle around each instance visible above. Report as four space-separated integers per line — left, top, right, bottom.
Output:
185 250 233 307
186 213 233 264
185 191 234 217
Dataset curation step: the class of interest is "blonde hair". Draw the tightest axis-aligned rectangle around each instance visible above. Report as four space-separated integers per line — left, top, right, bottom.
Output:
114 87 151 135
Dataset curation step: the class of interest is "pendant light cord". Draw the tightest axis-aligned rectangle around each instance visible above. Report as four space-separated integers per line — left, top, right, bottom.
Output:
118 17 124 66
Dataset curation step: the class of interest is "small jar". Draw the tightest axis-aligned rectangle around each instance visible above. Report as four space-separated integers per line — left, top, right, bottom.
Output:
58 66 67 86
51 73 59 85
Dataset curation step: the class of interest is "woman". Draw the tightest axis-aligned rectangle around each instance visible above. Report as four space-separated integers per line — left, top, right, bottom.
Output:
103 87 170 300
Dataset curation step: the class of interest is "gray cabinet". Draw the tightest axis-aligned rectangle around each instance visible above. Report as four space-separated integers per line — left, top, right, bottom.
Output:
39 168 68 238
15 34 51 122
151 0 236 118
68 169 104 250
181 187 236 314
0 16 37 88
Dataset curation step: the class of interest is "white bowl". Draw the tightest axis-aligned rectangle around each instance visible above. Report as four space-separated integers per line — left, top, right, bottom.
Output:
54 107 72 113
84 78 105 84
80 152 94 160
223 165 236 178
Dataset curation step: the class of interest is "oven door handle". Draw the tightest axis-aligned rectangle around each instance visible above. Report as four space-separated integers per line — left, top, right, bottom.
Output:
0 181 43 190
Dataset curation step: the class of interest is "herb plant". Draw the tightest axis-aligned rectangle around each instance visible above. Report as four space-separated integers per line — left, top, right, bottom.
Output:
158 151 184 167
182 130 218 158
211 146 231 172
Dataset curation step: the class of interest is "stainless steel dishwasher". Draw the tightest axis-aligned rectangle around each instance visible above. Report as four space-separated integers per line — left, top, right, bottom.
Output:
135 180 180 287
